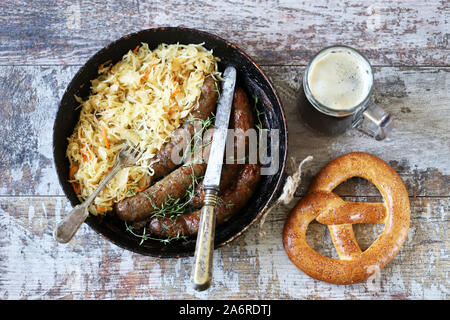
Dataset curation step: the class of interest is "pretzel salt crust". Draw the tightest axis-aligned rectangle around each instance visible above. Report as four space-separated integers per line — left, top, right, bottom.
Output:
283 152 410 284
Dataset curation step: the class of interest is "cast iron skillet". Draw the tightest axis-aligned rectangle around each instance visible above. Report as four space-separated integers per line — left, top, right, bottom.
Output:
53 27 288 258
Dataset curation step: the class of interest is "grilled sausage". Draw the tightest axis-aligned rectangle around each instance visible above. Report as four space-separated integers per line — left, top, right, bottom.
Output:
143 164 261 237
115 77 218 220
117 87 257 231
116 128 216 222
190 87 255 208
190 164 241 208
149 76 219 180
116 163 206 222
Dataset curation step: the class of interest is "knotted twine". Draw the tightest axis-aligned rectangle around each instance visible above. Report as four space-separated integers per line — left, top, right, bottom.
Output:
258 155 313 237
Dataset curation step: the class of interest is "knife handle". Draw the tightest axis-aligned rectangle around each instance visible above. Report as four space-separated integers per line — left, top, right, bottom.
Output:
191 188 218 291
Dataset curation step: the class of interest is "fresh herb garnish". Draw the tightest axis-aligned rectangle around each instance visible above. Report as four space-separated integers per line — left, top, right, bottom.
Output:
253 95 266 131
125 223 188 245
183 114 215 165
125 164 200 244
213 81 221 102
127 187 137 196
226 201 234 208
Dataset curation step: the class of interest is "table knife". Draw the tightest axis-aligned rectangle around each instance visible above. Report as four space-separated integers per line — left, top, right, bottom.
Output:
191 66 237 291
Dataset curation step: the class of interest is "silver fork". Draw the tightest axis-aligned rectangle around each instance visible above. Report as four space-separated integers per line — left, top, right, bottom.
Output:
54 143 143 243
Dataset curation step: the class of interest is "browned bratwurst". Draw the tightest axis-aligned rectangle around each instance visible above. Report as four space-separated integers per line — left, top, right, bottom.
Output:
144 164 261 237
115 77 217 221
190 164 240 208
190 87 254 208
149 76 219 180
116 163 206 222
116 86 255 223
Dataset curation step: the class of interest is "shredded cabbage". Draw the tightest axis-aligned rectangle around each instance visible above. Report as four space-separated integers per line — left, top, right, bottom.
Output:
66 43 220 215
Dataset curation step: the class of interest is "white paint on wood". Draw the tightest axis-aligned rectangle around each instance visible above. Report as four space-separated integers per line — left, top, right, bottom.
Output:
0 66 448 197
0 0 447 65
0 0 448 300
0 197 447 299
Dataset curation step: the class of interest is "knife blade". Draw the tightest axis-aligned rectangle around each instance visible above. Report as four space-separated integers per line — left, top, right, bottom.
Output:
203 66 237 189
191 66 237 291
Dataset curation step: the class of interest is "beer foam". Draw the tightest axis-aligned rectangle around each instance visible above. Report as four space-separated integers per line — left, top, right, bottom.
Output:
307 47 372 110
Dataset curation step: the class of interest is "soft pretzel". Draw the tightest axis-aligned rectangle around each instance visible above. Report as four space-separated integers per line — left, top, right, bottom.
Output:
282 152 410 284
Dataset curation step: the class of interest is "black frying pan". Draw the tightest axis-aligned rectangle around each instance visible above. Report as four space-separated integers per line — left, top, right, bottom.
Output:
53 27 288 257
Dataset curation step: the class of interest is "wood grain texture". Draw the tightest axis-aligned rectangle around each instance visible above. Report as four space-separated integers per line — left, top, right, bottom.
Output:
271 66 450 196
0 62 448 297
0 66 448 196
0 0 448 300
0 196 448 299
0 0 448 66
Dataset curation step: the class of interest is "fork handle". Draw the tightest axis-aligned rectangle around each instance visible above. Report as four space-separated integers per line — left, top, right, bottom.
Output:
54 203 89 243
54 162 123 243
85 162 122 204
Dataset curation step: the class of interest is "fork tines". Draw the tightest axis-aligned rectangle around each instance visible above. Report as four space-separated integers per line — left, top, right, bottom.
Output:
122 142 143 160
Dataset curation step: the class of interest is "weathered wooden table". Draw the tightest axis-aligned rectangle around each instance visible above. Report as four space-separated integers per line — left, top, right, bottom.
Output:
0 1 448 300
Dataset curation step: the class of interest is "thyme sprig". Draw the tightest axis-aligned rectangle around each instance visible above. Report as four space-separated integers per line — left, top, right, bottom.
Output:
253 95 266 132
125 223 188 245
125 164 200 245
213 81 221 102
183 113 215 165
144 192 187 220
143 164 198 220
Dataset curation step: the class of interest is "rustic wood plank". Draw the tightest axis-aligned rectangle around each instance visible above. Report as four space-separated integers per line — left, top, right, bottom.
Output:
0 66 72 196
0 195 447 299
0 66 448 196
272 66 450 197
0 0 448 66
0 0 447 302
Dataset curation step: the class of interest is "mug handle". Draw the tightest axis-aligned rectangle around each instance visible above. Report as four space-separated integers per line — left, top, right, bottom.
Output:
353 99 392 140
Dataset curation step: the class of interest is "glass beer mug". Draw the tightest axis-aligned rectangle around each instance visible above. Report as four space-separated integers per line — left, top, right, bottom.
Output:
298 45 392 140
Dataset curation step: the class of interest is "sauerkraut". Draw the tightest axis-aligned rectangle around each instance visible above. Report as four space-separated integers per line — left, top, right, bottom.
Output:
67 43 220 215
